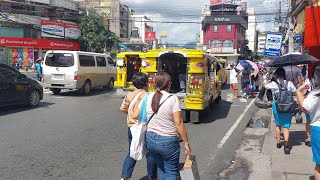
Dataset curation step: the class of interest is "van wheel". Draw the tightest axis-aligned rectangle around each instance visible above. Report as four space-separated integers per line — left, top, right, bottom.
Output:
28 90 40 107
82 81 91 95
107 78 114 90
51 88 61 95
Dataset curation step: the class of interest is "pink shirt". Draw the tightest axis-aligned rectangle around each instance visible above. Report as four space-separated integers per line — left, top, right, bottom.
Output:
141 91 181 136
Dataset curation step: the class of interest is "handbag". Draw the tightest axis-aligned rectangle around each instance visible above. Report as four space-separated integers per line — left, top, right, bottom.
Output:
180 155 200 180
130 94 173 160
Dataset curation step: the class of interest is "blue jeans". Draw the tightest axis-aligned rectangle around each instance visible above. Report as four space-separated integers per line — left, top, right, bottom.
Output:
146 131 180 180
121 128 157 178
241 80 250 95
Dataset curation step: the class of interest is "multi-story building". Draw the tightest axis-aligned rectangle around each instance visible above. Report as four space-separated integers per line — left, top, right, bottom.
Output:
79 0 131 39
0 0 81 66
202 1 248 62
246 8 257 53
132 15 154 43
257 32 266 54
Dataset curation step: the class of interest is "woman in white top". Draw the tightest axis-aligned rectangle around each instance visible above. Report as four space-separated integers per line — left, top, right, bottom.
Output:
229 63 239 98
145 72 191 180
297 65 320 180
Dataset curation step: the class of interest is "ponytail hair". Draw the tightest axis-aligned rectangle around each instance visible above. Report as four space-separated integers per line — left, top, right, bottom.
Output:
151 72 171 113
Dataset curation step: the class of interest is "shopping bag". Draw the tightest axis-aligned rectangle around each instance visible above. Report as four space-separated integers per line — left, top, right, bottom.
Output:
248 84 254 91
180 155 200 180
129 93 149 161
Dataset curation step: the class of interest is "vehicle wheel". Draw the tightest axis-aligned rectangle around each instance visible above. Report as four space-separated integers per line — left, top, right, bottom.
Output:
28 90 40 107
107 78 114 90
51 88 61 95
182 110 190 123
190 111 200 124
82 81 91 95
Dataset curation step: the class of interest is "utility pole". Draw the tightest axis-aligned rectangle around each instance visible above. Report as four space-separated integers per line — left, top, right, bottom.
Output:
288 0 294 53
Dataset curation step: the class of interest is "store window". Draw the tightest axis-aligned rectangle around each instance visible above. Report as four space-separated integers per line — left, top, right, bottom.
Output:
223 40 233 47
213 25 218 32
96 56 107 67
79 55 95 67
227 25 232 32
211 40 222 47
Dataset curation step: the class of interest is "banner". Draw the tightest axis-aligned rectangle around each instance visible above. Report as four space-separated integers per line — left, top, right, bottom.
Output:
23 48 29 66
7 47 12 65
12 47 18 64
145 32 156 41
18 48 23 63
65 23 81 39
41 20 65 38
28 48 34 66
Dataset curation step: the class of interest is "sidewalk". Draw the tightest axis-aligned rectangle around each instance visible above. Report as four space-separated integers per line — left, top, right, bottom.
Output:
262 115 314 180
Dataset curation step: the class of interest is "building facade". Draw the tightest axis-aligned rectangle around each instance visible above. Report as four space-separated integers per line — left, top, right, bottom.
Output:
202 2 248 62
246 8 257 53
257 32 266 54
0 0 81 66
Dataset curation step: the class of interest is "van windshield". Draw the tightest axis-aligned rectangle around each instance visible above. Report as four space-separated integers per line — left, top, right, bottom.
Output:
45 53 74 67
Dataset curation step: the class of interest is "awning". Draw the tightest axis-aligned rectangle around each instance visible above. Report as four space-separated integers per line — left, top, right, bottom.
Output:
304 6 320 47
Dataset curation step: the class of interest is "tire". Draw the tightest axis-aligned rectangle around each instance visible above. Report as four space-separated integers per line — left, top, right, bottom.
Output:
51 88 61 95
28 90 40 107
107 78 114 90
82 81 91 95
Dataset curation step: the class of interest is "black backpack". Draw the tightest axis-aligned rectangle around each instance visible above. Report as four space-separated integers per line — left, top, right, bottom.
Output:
274 81 297 113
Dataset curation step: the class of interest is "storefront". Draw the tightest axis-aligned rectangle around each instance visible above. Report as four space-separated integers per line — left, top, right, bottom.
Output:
0 36 80 67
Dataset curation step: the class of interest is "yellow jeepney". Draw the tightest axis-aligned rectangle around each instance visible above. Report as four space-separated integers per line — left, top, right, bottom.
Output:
114 52 146 96
145 49 221 123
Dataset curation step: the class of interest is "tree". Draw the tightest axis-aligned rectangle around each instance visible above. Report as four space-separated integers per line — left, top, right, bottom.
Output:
79 9 119 53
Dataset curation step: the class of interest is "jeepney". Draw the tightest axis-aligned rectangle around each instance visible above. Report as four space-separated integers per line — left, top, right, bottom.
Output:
145 49 221 123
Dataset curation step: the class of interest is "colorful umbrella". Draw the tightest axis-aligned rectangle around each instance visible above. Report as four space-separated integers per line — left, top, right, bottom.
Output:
236 60 259 76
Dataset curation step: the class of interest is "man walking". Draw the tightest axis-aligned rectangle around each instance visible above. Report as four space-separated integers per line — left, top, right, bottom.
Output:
35 58 42 81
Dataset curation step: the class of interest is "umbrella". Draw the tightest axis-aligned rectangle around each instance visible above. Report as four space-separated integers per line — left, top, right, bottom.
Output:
266 52 320 67
236 60 259 76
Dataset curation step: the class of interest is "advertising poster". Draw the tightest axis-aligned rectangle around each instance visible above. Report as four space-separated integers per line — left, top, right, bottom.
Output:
41 20 64 38
28 48 34 66
18 48 23 62
23 48 29 66
65 23 81 39
12 47 18 64
7 47 12 65
264 32 283 57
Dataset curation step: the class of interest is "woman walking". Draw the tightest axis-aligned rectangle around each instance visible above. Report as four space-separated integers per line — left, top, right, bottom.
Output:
119 72 157 180
297 65 320 179
229 63 239 98
241 66 250 98
265 67 296 154
144 72 191 180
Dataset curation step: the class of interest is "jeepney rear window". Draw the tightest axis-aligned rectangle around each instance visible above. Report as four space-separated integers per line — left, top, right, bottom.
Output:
45 53 74 67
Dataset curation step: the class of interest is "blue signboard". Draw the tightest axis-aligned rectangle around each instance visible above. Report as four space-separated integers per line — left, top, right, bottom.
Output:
264 32 283 57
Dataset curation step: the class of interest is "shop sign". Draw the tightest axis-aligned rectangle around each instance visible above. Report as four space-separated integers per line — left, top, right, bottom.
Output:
214 17 231 22
211 47 222 53
65 23 81 39
222 47 234 53
0 37 80 50
41 20 65 38
264 32 283 57
145 32 156 41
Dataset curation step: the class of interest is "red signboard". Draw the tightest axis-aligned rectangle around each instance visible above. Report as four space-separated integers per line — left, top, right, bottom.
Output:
210 0 232 5
145 32 156 41
304 6 320 47
0 36 80 50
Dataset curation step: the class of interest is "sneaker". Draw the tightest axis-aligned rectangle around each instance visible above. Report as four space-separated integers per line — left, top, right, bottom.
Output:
242 93 247 98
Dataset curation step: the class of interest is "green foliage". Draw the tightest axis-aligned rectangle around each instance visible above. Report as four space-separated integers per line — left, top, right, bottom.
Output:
79 9 119 53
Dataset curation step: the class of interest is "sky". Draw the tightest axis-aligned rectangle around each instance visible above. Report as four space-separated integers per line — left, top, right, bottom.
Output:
121 0 281 45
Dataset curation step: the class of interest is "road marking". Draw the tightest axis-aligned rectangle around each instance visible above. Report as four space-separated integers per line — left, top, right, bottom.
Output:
216 98 255 149
226 93 233 102
54 97 64 99
239 98 247 103
44 91 52 94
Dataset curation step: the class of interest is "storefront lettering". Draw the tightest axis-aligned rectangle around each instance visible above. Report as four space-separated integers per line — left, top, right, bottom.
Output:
214 17 231 22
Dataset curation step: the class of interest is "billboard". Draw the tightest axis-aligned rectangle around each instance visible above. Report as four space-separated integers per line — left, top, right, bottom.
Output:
210 0 233 5
145 32 156 41
264 32 283 57
41 20 81 39
65 23 81 39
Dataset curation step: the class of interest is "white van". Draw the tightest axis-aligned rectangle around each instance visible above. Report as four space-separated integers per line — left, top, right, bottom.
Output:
43 51 116 95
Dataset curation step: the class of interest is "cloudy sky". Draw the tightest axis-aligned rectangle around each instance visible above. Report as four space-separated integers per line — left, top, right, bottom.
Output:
121 0 281 44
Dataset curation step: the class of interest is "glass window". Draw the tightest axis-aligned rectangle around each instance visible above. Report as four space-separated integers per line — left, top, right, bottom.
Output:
79 55 95 67
0 67 19 80
227 25 232 32
223 40 233 47
211 40 222 47
107 57 114 65
213 25 218 32
45 53 74 67
96 56 107 67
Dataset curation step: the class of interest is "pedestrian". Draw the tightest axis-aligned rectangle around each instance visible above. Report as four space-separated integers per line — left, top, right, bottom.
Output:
144 72 191 180
302 65 307 81
35 58 42 81
255 71 260 92
284 65 303 88
258 68 273 101
303 78 313 147
265 67 296 154
241 66 250 98
296 65 320 180
119 72 157 180
249 68 255 98
229 63 239 98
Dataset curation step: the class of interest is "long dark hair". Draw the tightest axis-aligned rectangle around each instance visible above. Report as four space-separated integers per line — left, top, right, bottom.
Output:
311 65 320 96
151 72 171 113
273 67 286 85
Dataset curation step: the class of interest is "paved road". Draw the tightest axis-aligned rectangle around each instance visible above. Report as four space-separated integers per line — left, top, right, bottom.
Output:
0 74 257 180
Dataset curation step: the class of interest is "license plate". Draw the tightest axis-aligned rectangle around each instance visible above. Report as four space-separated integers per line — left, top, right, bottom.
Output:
52 74 64 80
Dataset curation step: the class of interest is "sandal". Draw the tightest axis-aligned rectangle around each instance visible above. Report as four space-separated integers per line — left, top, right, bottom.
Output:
305 140 311 147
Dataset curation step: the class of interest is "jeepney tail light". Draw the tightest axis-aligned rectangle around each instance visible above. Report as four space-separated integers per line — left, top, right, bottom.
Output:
193 79 199 85
148 77 153 83
74 71 78 81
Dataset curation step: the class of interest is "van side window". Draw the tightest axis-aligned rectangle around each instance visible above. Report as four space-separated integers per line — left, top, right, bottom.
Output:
79 55 95 67
96 56 107 67
107 57 114 66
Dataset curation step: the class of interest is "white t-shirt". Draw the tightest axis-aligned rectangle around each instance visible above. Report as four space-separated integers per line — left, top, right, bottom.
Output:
265 80 297 93
230 68 238 84
140 91 182 136
302 90 320 126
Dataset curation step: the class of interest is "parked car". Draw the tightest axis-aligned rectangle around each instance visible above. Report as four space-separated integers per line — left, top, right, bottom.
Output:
0 64 43 107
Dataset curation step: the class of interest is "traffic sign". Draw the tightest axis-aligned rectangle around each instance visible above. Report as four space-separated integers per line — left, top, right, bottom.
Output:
264 32 283 57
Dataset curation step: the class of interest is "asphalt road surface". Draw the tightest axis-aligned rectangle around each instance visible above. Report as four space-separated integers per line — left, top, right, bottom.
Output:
0 73 257 180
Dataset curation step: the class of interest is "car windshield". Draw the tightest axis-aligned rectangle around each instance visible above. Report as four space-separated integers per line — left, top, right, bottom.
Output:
45 53 74 67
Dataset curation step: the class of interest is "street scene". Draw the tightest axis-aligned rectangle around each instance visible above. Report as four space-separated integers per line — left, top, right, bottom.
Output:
1 0 320 180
